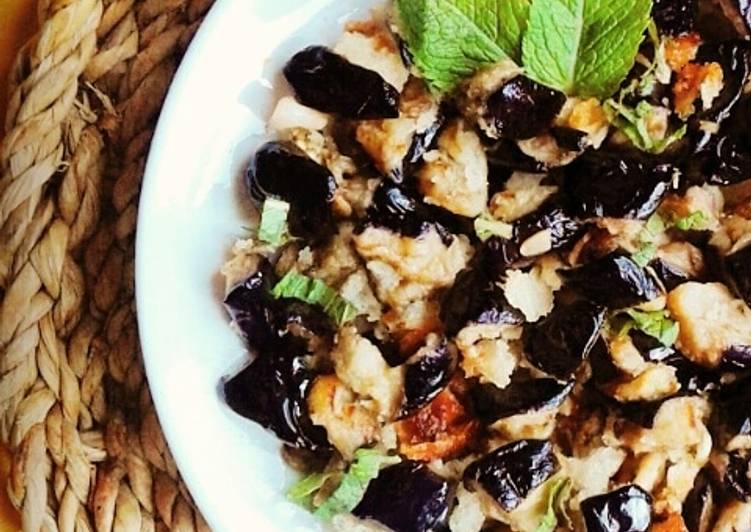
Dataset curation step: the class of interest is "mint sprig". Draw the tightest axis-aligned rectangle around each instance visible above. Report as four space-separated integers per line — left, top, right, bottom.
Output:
522 0 652 98
395 0 531 92
397 0 652 99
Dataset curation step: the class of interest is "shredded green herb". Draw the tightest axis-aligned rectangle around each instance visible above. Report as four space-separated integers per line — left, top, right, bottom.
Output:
535 477 573 532
272 271 357 325
624 308 680 347
257 198 291 246
631 213 666 267
287 472 336 510
674 211 709 231
605 99 687 154
474 214 514 242
312 449 401 520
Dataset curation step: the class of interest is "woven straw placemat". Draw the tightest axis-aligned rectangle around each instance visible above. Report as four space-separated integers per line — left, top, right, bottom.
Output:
0 1 215 530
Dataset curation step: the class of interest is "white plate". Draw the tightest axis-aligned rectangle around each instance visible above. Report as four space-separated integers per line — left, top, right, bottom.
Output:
135 1 381 530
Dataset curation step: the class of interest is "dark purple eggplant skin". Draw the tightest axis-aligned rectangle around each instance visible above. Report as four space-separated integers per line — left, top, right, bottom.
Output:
726 245 751 307
513 200 585 253
464 440 558 512
725 449 751 502
401 339 456 417
652 0 696 35
401 113 446 180
692 133 751 187
650 257 692 291
469 372 574 422
629 332 720 394
366 181 430 238
247 141 336 242
695 42 751 128
525 300 605 380
688 44 751 185
715 377 751 438
484 236 531 274
440 265 525 335
365 181 473 244
353 461 451 532
223 335 330 451
551 126 588 152
563 254 661 310
224 263 278 350
740 0 751 32
363 331 404 367
658 352 719 394
630 330 675 363
724 345 751 369
274 299 335 343
683 469 717 532
223 268 335 451
486 138 550 174
485 77 566 140
589 337 622 388
564 156 675 220
581 485 652 532
283 46 399 119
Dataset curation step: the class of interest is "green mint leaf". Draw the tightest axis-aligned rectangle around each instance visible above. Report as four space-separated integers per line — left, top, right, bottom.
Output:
605 99 686 154
674 211 709 231
496 0 532 62
474 214 514 241
258 198 291 246
314 449 401 520
632 242 656 268
522 0 652 98
632 213 666 266
287 472 335 509
644 212 667 237
535 477 572 532
395 0 531 92
272 272 357 325
625 309 680 347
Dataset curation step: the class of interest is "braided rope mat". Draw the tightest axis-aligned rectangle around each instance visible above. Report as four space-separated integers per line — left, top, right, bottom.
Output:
0 1 215 530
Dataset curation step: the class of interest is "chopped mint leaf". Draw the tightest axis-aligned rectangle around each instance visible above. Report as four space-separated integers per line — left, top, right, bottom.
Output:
675 211 708 231
258 198 291 246
644 212 667 236
287 472 335 509
535 477 572 532
522 0 652 98
625 309 680 347
272 271 357 325
631 213 665 267
632 242 657 268
474 214 514 242
314 449 401 520
605 99 687 154
395 0 530 92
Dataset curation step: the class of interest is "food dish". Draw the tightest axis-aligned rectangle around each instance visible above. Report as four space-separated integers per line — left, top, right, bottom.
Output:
139 0 751 531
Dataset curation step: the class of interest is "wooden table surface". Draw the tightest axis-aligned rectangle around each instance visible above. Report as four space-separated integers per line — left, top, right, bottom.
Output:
0 0 36 529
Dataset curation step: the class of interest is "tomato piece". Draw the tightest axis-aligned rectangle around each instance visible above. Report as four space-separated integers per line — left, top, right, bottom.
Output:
396 388 478 461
